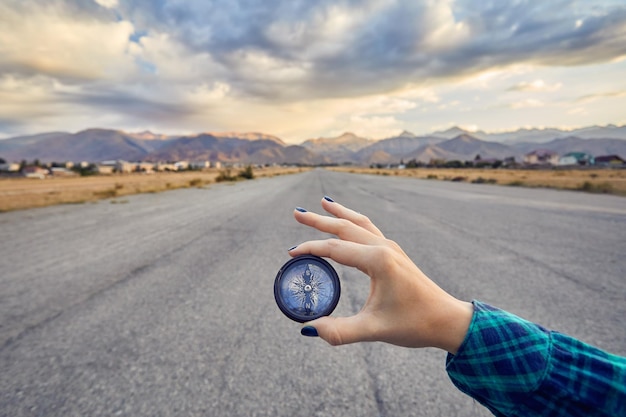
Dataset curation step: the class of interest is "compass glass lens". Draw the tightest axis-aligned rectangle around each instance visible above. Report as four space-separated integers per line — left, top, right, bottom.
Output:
274 256 340 322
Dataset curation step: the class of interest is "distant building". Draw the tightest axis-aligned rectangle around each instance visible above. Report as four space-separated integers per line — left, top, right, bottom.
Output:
0 162 20 172
136 162 156 173
595 155 625 166
558 152 594 166
524 149 559 165
174 161 190 171
155 163 177 172
98 160 134 173
49 167 76 177
93 164 115 174
189 161 211 170
21 166 49 179
115 160 135 173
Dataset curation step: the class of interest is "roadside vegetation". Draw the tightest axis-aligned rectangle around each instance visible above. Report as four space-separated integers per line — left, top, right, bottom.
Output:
215 165 255 182
330 166 626 196
0 166 306 212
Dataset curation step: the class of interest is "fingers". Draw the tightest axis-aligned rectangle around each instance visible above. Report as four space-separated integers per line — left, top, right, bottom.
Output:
321 197 384 238
303 314 375 346
293 200 382 245
288 239 371 274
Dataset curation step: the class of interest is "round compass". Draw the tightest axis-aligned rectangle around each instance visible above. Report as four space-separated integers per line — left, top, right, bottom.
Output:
274 255 341 323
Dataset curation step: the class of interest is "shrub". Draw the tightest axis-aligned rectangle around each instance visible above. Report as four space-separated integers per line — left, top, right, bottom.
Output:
444 160 463 168
238 165 255 180
472 177 497 184
188 178 203 187
578 181 613 194
507 180 525 187
93 188 117 198
216 168 237 182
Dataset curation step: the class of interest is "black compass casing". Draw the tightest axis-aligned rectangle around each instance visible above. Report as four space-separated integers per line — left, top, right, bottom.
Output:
274 255 341 323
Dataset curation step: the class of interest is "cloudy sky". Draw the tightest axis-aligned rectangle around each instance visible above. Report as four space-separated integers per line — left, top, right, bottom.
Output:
1 0 626 143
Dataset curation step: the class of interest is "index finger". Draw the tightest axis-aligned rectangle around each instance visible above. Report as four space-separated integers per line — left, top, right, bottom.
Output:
294 208 381 245
321 197 384 238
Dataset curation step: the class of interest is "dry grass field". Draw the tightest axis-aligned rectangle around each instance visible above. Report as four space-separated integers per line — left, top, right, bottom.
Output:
0 166 308 212
330 166 626 196
2 166 623 212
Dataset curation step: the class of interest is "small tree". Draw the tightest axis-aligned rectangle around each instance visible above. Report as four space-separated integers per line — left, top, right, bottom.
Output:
238 165 255 180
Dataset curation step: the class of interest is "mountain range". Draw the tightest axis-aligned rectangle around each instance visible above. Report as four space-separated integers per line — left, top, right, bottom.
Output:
1 125 625 166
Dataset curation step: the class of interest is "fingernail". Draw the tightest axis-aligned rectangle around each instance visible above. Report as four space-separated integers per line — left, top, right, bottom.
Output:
301 326 319 337
288 245 298 252
323 195 335 203
295 207 307 213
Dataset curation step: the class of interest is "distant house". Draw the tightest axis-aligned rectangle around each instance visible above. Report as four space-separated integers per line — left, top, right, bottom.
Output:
174 161 190 171
558 152 595 166
21 166 49 179
49 167 76 177
595 155 625 166
524 149 559 165
136 162 156 173
0 162 20 172
155 163 177 172
189 161 210 170
98 160 134 173
93 164 115 174
115 160 135 173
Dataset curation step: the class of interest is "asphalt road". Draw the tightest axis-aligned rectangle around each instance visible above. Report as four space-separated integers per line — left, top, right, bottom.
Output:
1 169 625 417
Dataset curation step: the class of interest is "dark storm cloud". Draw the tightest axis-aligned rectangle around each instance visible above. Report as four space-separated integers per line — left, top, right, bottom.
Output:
116 0 626 99
58 85 191 121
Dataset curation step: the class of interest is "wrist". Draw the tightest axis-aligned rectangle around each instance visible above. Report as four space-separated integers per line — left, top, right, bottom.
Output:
429 297 474 354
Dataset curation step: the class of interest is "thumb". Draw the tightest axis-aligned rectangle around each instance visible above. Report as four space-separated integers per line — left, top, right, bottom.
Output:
301 315 372 346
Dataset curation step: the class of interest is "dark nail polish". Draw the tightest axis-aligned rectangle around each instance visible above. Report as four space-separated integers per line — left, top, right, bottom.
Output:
288 245 298 252
323 195 335 203
301 326 319 337
296 207 307 213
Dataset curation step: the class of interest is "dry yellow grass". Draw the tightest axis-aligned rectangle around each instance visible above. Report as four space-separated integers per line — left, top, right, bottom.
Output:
329 166 626 196
0 166 308 212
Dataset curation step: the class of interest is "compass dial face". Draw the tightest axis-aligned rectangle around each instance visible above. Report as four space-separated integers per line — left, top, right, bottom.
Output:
274 255 340 323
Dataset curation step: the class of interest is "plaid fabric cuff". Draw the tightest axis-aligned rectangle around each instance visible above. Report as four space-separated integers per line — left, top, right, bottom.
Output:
446 301 626 417
445 301 551 416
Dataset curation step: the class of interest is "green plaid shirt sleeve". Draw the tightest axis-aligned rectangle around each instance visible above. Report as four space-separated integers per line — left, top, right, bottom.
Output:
445 301 626 417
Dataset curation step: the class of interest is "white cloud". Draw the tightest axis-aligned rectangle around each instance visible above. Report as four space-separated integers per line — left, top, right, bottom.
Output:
0 3 135 80
184 82 231 105
135 33 223 81
418 1 470 52
508 79 562 92
94 0 118 9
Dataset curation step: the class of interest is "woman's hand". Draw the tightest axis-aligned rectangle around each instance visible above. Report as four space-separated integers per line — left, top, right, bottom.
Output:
289 197 473 354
